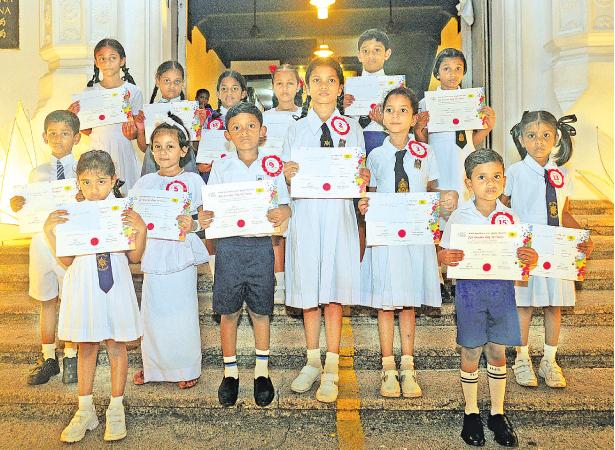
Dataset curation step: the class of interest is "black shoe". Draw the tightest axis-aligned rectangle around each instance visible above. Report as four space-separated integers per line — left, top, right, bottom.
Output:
461 413 485 447
254 376 275 407
27 356 60 385
440 283 450 302
218 377 239 407
487 414 518 447
62 356 78 384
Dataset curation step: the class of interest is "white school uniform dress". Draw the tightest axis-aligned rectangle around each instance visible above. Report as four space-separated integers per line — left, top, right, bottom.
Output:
28 154 78 301
87 82 143 194
360 135 441 309
504 156 576 307
57 193 142 343
282 109 365 308
133 171 208 382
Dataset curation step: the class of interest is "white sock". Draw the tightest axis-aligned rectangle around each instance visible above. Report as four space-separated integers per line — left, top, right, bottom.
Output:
223 355 239 379
487 364 507 415
381 355 396 371
64 346 77 359
306 348 322 369
42 343 56 360
274 272 285 290
516 345 530 360
324 352 339 375
78 395 93 411
209 255 216 281
108 395 124 410
254 349 270 379
460 369 479 414
543 344 558 362
400 354 414 370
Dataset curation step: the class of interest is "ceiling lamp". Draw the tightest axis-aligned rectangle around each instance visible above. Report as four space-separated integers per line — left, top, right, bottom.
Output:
310 0 335 20
249 0 260 38
314 44 333 58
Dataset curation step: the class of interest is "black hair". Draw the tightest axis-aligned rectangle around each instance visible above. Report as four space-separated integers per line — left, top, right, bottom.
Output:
358 28 391 50
225 102 263 128
150 113 194 169
76 150 124 198
432 48 467 79
149 60 186 104
300 57 345 118
86 38 136 88
464 148 504 179
382 87 419 115
510 111 576 166
271 64 304 108
216 70 248 110
196 88 210 98
45 110 80 135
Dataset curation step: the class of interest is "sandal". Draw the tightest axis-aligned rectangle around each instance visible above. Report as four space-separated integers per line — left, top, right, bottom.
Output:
178 378 199 389
132 370 145 386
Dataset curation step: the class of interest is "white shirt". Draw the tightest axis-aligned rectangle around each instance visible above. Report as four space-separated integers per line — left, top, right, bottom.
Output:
29 153 78 183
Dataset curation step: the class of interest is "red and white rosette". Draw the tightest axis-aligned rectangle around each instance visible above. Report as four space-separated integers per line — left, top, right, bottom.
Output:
330 116 350 136
547 169 565 189
490 211 515 225
407 140 428 159
165 180 188 192
262 155 283 177
207 118 224 130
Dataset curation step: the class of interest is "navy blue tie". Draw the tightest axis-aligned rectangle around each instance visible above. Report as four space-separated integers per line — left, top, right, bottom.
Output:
321 123 333 148
56 160 65 180
545 170 559 226
394 150 410 192
96 252 114 293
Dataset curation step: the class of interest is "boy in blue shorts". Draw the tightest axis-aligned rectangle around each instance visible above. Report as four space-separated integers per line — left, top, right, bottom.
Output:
438 149 538 447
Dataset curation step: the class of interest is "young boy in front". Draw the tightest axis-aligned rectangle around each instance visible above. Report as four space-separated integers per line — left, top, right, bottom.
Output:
438 149 537 447
198 103 291 407
10 110 81 385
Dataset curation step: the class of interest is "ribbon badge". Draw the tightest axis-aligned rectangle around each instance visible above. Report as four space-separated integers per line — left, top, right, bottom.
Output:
208 118 224 130
407 140 428 159
491 211 515 225
165 180 188 192
547 169 565 189
330 116 350 136
262 155 283 177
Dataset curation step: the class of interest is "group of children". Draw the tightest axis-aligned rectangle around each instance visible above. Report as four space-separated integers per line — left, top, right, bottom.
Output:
11 29 595 446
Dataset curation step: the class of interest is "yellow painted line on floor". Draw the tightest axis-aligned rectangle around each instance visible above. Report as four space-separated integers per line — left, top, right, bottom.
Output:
336 316 365 450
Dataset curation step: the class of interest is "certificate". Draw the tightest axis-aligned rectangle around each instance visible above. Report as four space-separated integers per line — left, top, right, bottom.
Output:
290 146 366 199
73 86 131 129
423 87 486 132
261 111 294 155
202 181 279 239
529 224 590 281
365 192 441 246
55 198 135 257
143 101 201 143
14 179 79 234
196 130 232 164
447 224 532 281
129 189 191 241
344 75 406 116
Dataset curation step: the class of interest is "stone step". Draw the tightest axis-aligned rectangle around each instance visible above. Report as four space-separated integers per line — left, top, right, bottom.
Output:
1 316 611 370
569 199 614 216
591 235 614 260
574 214 614 236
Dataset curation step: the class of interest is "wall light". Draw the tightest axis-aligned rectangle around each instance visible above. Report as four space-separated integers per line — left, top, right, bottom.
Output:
313 44 333 57
309 0 335 19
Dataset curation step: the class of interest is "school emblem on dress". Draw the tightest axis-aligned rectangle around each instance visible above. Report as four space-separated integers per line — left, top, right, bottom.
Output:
547 169 564 188
457 132 465 142
207 118 224 130
262 155 283 177
407 140 427 159
97 254 109 271
491 211 514 225
330 116 350 136
165 180 188 192
397 178 409 193
548 201 559 218
414 159 422 169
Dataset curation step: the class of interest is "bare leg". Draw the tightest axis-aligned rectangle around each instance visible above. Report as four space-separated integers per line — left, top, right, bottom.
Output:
106 340 128 397
77 342 99 396
323 303 342 354
303 307 322 350
484 342 507 367
460 346 483 373
399 307 416 356
272 237 285 273
220 311 241 357
377 310 395 357
40 298 58 344
543 306 561 346
248 309 271 351
516 306 533 346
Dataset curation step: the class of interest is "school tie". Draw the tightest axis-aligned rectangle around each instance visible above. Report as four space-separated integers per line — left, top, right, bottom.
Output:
544 170 559 226
321 123 333 148
96 252 114 293
56 160 65 180
358 115 371 129
394 150 410 193
455 130 467 149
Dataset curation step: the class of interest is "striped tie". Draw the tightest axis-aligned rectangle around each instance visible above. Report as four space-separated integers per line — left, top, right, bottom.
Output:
56 160 65 180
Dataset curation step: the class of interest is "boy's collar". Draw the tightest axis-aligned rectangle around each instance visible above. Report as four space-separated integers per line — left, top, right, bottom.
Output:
50 153 75 164
467 197 507 217
361 68 386 77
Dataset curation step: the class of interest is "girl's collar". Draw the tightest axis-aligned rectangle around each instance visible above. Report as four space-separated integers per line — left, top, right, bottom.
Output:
157 168 185 178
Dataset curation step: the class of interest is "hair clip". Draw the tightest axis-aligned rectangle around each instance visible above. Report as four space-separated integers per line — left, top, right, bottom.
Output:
161 115 188 139
557 114 577 137
269 64 278 74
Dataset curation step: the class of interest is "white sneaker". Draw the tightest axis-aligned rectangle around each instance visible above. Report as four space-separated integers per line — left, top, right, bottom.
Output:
512 357 538 387
273 287 286 305
380 369 401 398
538 358 567 388
291 365 322 393
316 372 339 403
399 368 422 398
104 406 127 441
60 407 99 443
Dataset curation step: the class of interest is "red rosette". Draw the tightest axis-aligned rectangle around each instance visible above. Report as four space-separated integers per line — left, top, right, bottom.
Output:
407 140 428 159
491 211 515 225
261 155 283 177
208 118 224 130
547 169 565 188
330 116 350 136
165 180 188 192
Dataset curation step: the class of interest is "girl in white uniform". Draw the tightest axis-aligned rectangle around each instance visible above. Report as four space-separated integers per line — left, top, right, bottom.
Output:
69 39 143 194
282 57 370 403
503 111 593 389
131 117 208 389
44 150 147 443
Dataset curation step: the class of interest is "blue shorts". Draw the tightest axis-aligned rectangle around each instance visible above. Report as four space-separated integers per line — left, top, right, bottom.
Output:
455 279 522 348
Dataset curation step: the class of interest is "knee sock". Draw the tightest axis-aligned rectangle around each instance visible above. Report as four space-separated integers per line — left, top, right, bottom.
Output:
306 348 322 369
108 395 124 410
209 255 216 281
42 343 56 360
254 349 270 379
324 352 339 375
64 346 77 359
274 272 285 290
543 344 558 362
78 394 94 411
223 355 239 379
400 354 414 370
487 364 507 415
516 345 530 360
460 369 479 414
381 355 396 371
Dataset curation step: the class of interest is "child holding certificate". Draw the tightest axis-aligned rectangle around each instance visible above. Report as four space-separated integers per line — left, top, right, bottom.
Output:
43 150 147 443
283 57 370 403
68 38 143 194
504 111 593 389
198 103 291 407
10 110 81 386
439 149 538 448
131 116 208 390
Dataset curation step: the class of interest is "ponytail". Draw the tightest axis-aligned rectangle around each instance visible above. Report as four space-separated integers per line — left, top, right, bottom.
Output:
86 66 100 87
180 91 185 100
300 95 312 119
554 114 577 166
149 86 159 104
113 179 125 198
121 65 136 85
